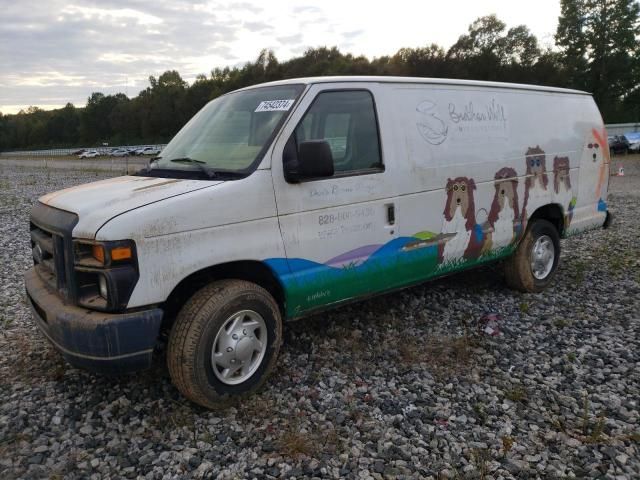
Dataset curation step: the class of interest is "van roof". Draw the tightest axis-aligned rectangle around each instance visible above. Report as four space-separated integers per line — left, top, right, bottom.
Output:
241 76 589 96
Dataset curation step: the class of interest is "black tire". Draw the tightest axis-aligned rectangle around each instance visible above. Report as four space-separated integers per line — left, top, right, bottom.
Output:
504 219 560 293
167 279 282 409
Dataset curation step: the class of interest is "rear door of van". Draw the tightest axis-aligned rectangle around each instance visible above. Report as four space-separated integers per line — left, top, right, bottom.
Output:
269 82 399 317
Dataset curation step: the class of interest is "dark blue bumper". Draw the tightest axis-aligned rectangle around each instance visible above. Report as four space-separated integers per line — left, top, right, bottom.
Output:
25 267 163 374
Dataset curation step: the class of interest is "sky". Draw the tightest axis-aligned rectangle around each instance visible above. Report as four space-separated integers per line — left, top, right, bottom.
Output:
0 0 561 115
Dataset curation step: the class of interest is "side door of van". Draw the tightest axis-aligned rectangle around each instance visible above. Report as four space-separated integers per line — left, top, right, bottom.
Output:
269 83 398 317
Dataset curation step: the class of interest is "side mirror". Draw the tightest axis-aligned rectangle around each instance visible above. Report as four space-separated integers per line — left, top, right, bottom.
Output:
284 139 334 182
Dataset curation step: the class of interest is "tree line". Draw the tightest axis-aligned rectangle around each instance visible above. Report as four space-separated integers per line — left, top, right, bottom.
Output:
1 1 639 151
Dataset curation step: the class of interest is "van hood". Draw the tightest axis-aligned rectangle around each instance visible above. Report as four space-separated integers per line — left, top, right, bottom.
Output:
39 175 222 239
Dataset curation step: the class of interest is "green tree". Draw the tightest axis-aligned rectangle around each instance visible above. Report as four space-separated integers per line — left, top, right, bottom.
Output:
556 0 640 120
555 0 589 89
447 15 540 81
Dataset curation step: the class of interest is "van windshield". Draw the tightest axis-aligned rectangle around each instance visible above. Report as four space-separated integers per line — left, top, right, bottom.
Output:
152 84 304 175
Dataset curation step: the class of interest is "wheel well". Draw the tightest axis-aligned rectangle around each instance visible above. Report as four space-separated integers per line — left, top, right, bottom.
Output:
530 203 565 236
161 261 285 330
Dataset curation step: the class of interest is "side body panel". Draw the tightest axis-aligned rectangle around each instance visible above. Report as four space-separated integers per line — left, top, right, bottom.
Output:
269 82 606 318
95 170 284 308
270 83 399 317
570 101 610 233
387 83 591 262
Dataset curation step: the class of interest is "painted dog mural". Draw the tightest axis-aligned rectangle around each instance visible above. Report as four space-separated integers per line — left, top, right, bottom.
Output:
267 139 607 316
487 167 520 250
438 176 483 263
521 146 548 224
577 128 609 215
553 156 575 227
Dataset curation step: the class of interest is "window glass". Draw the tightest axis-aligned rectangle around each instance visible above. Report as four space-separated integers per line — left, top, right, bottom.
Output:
294 90 382 173
156 84 303 172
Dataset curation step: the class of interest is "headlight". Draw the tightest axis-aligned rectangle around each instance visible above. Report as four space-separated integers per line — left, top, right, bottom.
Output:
72 239 139 312
75 240 135 267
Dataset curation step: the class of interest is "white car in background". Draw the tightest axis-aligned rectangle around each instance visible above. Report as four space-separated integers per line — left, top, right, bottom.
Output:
625 132 640 153
78 150 99 159
137 146 162 156
109 149 129 157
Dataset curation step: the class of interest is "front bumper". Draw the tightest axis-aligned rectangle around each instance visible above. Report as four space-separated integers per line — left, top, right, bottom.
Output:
25 267 163 374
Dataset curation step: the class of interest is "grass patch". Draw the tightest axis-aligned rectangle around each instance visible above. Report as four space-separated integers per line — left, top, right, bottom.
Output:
3 332 68 384
504 386 528 403
397 333 476 379
276 423 344 459
278 430 315 458
554 318 572 329
473 403 488 425
581 394 605 443
519 301 529 314
501 436 514 456
471 448 490 480
0 313 14 336
549 392 609 444
592 244 640 276
571 259 588 283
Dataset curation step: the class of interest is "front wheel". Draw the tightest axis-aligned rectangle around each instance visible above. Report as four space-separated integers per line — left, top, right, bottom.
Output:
504 219 560 292
167 280 282 409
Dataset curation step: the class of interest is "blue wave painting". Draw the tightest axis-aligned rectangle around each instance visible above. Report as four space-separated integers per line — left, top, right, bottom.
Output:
265 236 441 315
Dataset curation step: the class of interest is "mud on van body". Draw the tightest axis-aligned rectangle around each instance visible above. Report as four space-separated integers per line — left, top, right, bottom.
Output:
25 76 611 408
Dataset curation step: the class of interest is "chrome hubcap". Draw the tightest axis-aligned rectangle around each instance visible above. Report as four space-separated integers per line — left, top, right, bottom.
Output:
211 310 267 385
530 235 555 280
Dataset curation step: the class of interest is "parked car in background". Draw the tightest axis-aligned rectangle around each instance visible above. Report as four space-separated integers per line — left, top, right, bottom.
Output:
78 150 99 159
137 146 162 156
608 135 630 155
109 149 129 157
625 132 640 153
72 149 85 155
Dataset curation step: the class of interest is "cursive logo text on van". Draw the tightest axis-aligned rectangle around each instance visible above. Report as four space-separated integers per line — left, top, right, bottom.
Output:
415 100 448 145
448 99 507 125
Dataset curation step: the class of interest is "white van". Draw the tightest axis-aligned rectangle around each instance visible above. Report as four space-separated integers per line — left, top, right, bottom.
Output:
25 76 611 408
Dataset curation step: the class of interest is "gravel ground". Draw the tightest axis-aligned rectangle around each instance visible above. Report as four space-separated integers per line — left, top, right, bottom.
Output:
1 158 639 479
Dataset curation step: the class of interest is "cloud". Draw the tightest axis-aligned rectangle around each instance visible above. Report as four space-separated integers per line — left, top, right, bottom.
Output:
0 0 253 112
276 33 303 44
242 20 274 32
292 6 323 14
0 0 562 114
60 5 164 26
342 29 364 39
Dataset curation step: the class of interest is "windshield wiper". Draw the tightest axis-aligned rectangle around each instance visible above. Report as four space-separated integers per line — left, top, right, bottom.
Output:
169 157 217 179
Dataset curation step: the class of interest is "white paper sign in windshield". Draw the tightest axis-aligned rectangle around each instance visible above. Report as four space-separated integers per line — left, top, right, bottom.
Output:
255 99 295 112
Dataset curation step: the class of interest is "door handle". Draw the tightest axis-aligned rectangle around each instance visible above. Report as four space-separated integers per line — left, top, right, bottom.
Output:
386 203 395 225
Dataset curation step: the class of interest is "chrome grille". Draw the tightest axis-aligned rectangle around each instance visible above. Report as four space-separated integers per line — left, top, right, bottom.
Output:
29 202 79 302
30 223 67 293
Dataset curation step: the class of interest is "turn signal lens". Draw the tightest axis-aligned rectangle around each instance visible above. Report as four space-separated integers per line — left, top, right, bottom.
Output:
111 246 132 261
92 245 105 264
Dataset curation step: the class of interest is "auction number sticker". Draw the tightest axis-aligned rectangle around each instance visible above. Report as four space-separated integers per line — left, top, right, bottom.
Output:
255 99 295 112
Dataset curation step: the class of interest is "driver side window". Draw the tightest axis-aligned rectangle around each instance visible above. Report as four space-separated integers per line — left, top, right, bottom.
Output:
293 90 383 174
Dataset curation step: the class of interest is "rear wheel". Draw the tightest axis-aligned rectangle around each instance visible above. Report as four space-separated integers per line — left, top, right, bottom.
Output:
504 219 560 292
167 279 282 409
